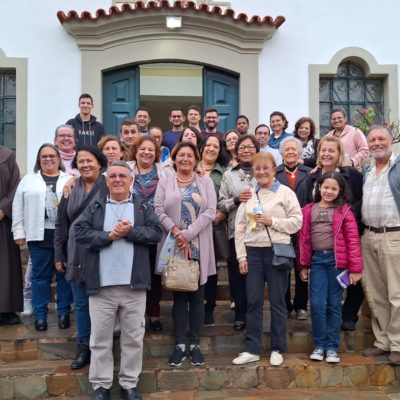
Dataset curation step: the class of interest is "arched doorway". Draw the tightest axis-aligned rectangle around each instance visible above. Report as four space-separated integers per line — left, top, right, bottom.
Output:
58 2 284 133
102 62 239 135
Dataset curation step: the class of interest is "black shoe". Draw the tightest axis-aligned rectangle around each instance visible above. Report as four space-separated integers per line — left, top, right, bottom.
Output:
190 345 205 366
34 319 47 331
1 312 21 325
341 320 356 331
58 314 71 329
92 387 110 400
168 346 186 367
120 387 141 400
233 321 245 332
149 319 163 332
71 343 91 370
204 309 215 327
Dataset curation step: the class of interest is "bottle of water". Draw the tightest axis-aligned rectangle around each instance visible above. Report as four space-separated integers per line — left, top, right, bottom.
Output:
252 199 263 230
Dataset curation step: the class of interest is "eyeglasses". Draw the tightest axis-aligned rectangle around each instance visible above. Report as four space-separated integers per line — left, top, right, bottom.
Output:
40 154 57 159
238 145 256 152
171 115 183 119
225 137 238 143
255 131 270 136
108 173 130 180
57 134 74 139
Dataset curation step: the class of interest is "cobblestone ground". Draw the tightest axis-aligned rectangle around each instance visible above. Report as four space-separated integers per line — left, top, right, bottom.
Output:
46 386 400 399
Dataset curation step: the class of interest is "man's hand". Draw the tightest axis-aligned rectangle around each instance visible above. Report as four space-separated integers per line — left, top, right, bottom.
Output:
109 220 132 240
15 238 26 246
0 209 4 221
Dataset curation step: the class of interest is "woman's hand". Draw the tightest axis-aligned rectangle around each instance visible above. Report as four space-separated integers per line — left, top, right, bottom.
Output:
0 209 4 221
179 240 192 259
254 214 272 226
299 269 309 282
62 176 79 198
239 260 248 275
238 189 252 203
15 238 26 246
55 261 67 272
213 210 225 225
349 272 362 285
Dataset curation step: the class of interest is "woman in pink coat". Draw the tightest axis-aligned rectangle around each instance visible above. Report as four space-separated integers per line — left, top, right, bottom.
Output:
298 172 362 364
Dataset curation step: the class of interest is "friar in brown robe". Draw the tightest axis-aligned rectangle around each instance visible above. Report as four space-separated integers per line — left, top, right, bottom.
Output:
0 146 23 324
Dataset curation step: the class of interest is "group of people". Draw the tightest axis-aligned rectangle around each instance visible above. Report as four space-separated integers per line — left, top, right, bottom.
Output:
1 93 399 400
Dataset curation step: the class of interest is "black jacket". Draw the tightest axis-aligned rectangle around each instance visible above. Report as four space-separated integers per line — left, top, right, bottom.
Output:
74 195 163 295
276 163 313 207
66 114 104 148
54 176 108 265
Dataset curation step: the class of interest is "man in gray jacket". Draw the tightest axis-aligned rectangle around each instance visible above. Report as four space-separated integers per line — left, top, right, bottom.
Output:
75 160 162 400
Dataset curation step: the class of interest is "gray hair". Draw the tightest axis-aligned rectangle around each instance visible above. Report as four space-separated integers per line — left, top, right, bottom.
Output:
367 124 393 139
107 160 134 177
279 136 303 155
54 124 75 140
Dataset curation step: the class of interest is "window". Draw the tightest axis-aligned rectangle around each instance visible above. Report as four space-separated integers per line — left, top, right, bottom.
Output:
0 70 16 150
319 61 383 135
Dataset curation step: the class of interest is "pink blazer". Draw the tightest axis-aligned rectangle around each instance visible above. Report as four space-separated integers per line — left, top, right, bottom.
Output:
154 172 217 285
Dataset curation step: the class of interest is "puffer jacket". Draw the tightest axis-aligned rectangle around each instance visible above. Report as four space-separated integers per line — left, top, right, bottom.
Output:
298 203 363 273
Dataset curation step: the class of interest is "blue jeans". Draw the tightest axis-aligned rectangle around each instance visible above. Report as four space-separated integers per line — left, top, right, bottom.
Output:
245 247 289 354
71 282 91 343
309 250 343 352
28 243 72 320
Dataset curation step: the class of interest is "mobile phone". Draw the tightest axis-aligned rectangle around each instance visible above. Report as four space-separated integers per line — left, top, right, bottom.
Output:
336 270 350 289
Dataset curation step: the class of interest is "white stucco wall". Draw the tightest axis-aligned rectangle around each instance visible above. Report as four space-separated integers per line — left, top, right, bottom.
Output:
1 0 399 169
230 0 400 130
0 0 109 169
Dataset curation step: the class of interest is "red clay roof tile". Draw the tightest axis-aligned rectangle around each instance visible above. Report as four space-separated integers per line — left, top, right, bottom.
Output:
57 0 285 28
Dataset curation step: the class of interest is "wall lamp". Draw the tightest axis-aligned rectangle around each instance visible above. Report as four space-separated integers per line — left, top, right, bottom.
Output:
166 16 182 29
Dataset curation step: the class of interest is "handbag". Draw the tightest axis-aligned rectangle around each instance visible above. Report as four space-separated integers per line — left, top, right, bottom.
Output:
265 226 296 270
162 254 200 292
156 231 176 274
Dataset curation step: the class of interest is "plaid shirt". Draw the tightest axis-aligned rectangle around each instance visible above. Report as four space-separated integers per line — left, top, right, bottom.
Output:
362 153 400 228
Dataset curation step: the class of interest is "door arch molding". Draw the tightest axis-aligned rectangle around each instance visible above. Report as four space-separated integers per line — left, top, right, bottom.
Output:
58 1 284 127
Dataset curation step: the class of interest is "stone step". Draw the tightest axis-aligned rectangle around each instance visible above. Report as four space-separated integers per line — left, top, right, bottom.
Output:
0 352 399 399
0 304 374 362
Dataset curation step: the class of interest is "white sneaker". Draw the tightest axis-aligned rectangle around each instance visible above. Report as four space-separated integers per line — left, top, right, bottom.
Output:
230 301 236 310
326 350 340 363
270 350 283 366
21 298 33 317
232 352 260 365
310 348 324 361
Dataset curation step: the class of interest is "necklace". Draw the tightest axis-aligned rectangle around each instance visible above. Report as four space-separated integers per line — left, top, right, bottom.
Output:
176 173 194 183
109 200 130 223
284 166 298 178
200 161 214 172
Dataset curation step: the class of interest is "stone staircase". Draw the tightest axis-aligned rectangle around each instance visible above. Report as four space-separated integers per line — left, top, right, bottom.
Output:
1 264 399 399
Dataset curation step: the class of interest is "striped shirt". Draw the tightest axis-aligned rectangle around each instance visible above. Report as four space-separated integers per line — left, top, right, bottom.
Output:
362 153 400 228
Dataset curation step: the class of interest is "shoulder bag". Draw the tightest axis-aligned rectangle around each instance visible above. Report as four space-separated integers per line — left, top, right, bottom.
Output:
265 225 296 270
162 252 200 292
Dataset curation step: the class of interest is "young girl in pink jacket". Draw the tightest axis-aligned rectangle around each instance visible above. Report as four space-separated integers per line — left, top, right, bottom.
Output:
298 172 363 363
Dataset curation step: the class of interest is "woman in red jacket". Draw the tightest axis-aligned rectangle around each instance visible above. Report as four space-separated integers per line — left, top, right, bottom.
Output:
298 172 362 363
